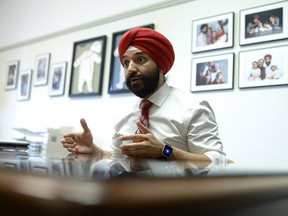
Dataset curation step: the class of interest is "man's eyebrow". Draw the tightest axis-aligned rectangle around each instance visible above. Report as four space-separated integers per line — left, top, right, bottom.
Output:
122 51 146 59
134 51 145 55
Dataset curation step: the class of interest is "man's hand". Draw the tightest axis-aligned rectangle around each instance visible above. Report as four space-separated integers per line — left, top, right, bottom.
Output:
61 118 95 154
119 121 163 158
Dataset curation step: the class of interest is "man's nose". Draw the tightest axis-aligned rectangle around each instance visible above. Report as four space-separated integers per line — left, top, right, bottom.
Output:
127 61 138 73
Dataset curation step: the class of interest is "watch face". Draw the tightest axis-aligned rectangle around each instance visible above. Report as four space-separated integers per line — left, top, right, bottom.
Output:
163 144 173 157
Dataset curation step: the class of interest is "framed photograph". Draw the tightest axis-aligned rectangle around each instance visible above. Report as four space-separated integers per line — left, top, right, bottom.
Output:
17 69 32 101
48 62 67 97
190 53 234 92
191 12 234 53
34 53 50 86
239 45 288 89
108 23 154 94
69 35 107 97
5 60 19 90
240 1 288 46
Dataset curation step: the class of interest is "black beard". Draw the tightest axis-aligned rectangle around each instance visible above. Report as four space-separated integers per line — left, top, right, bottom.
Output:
126 67 160 98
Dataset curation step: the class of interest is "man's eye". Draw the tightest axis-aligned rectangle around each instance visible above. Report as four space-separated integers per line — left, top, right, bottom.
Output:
138 57 144 63
123 61 129 68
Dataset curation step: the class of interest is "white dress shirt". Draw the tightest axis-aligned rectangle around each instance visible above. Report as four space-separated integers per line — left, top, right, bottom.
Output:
111 82 226 163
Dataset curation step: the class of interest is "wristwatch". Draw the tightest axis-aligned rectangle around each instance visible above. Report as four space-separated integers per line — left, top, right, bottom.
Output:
159 142 173 160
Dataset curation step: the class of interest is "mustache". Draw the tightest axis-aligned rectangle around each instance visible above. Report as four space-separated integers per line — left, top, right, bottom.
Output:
127 73 145 81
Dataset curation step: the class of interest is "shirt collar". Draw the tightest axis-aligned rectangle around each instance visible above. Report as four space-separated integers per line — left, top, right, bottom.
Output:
147 82 170 108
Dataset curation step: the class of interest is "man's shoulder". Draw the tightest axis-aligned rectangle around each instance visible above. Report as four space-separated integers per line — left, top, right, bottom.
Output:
169 85 194 96
169 85 204 104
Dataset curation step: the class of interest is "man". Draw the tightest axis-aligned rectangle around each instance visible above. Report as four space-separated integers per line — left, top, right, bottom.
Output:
196 24 208 47
61 28 227 163
246 15 260 35
257 58 266 80
268 14 281 30
263 54 273 75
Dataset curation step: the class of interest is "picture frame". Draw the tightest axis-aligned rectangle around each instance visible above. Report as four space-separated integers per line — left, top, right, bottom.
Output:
190 53 234 92
48 62 67 97
238 45 288 89
34 53 50 86
17 69 32 101
69 35 107 97
5 60 19 90
191 12 234 53
108 23 154 94
240 1 288 46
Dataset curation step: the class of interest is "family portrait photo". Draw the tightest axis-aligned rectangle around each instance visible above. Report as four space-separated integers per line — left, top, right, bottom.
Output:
34 53 50 86
190 53 234 92
240 1 288 45
49 62 67 97
5 60 19 90
17 69 32 101
239 45 288 88
108 29 130 94
192 12 234 53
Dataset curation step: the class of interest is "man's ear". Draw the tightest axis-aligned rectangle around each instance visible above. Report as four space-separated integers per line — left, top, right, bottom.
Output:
159 71 166 82
159 69 165 76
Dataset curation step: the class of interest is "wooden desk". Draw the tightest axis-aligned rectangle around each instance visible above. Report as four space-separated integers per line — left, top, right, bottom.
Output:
0 153 288 216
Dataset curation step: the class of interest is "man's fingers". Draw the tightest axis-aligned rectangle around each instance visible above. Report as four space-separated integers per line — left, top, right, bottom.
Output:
136 121 151 134
80 118 90 133
63 133 75 138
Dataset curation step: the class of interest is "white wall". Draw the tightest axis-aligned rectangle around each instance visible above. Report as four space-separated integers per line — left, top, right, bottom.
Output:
0 0 170 49
0 0 287 165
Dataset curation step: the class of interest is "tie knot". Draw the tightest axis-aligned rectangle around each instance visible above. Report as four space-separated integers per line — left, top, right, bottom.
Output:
140 100 152 111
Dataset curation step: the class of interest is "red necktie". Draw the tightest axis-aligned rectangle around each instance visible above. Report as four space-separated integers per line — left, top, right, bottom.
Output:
135 100 153 134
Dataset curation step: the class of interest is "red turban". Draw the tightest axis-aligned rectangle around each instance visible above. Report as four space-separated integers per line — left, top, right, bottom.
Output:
253 15 259 20
118 27 175 74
